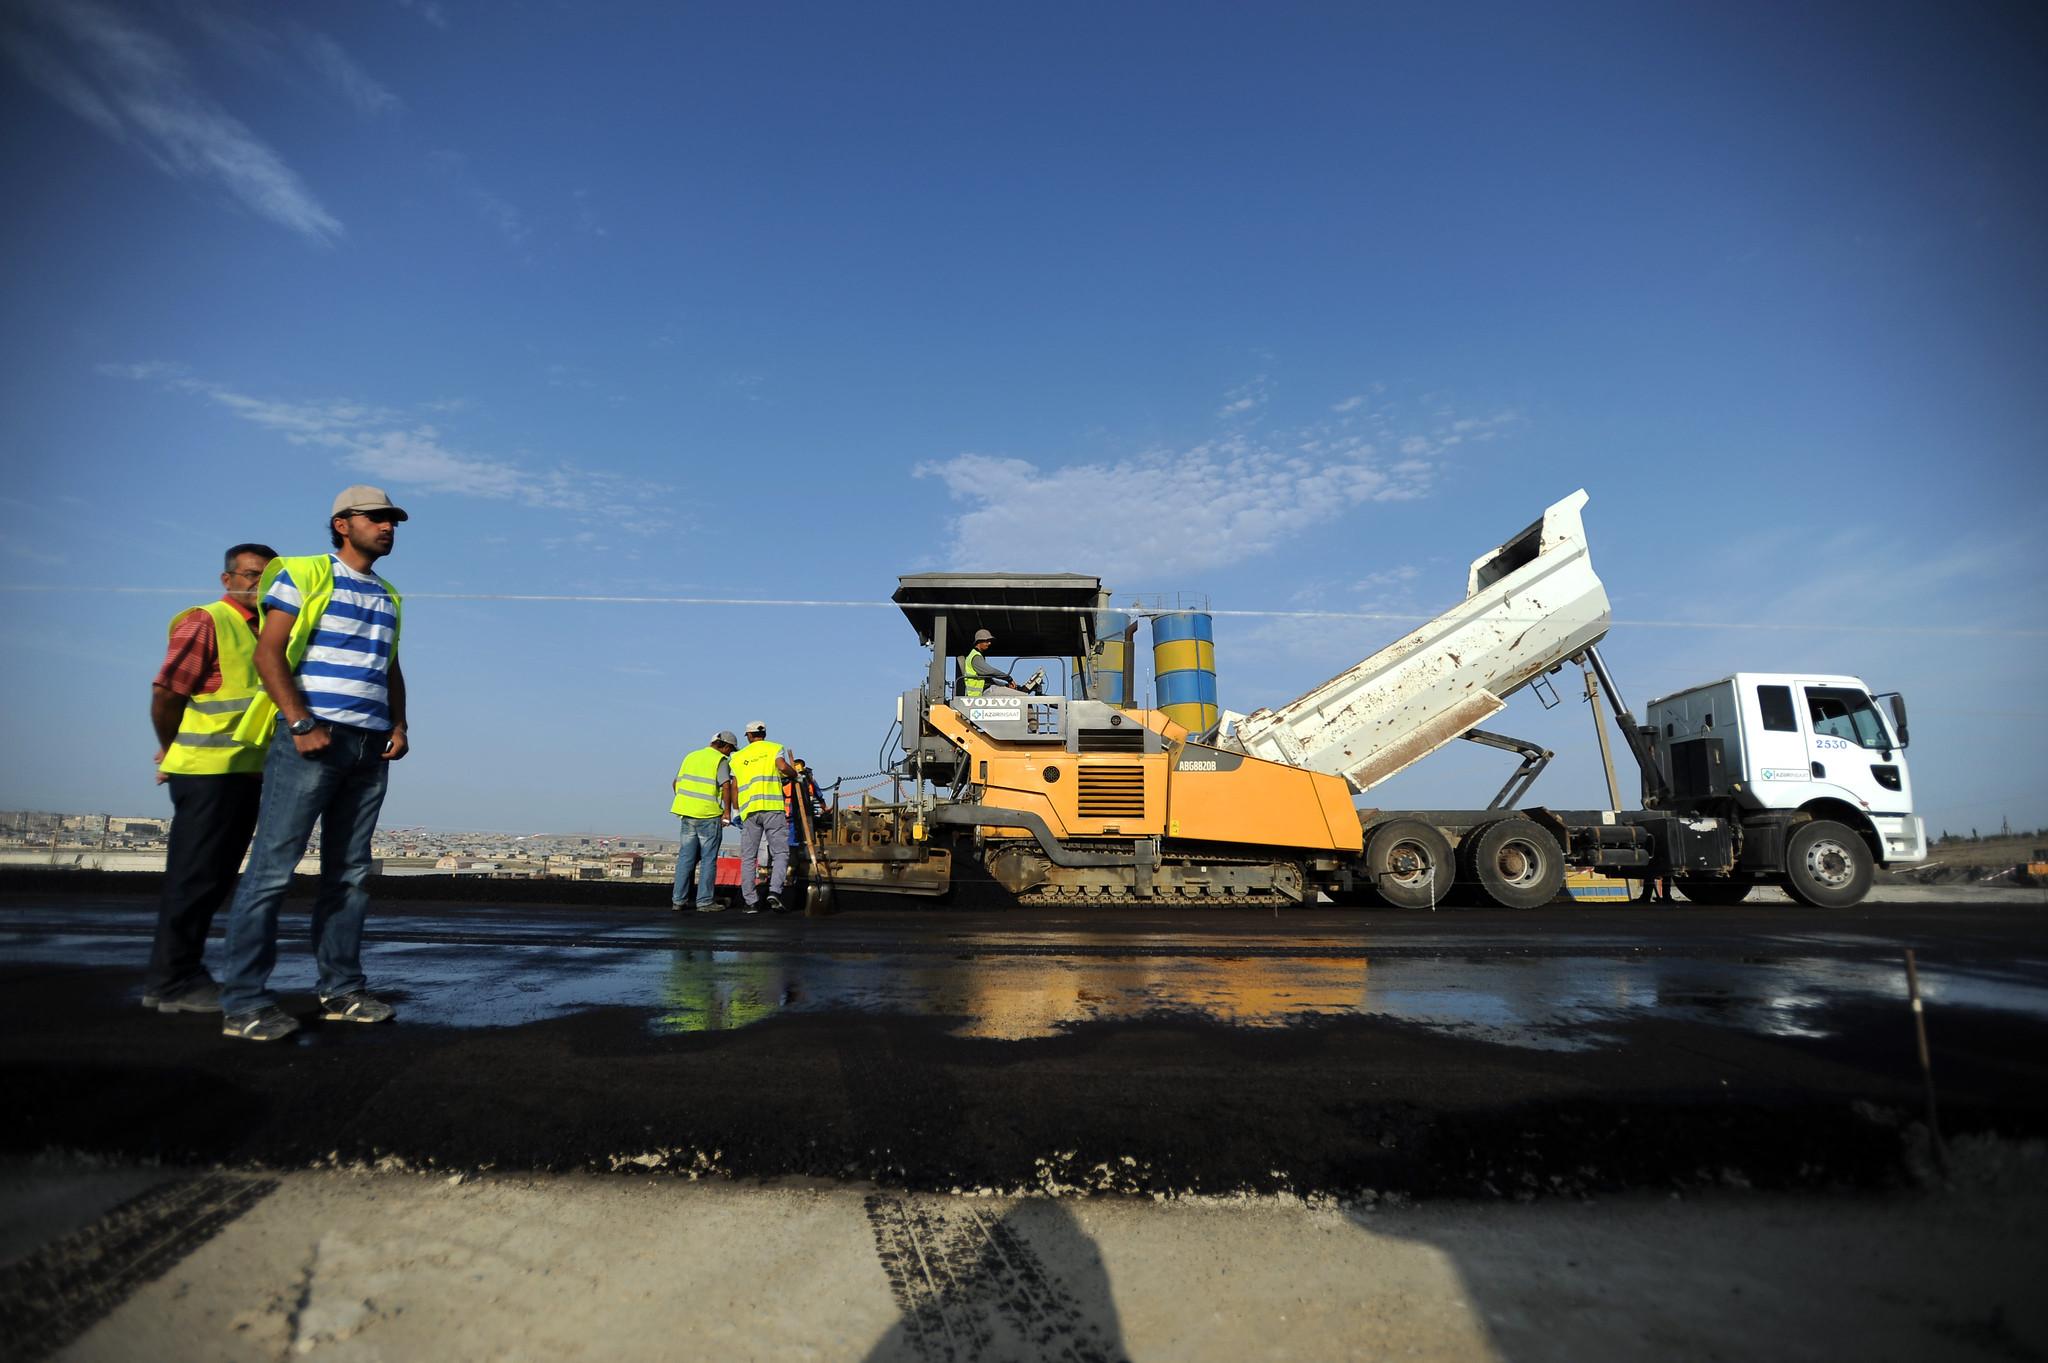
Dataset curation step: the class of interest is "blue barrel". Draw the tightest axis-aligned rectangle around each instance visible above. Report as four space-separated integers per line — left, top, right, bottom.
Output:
1151 612 1218 735
1073 610 1132 704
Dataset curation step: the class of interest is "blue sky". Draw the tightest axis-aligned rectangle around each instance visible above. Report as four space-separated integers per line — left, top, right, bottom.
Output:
3 0 2043 837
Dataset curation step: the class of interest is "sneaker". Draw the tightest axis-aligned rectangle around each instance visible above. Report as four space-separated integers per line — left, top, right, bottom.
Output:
223 1005 301 1042
695 902 726 913
740 901 761 915
156 981 223 1014
320 991 397 1024
765 894 787 914
669 901 688 912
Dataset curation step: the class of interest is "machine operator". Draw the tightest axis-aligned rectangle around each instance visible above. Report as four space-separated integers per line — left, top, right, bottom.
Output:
961 628 1022 696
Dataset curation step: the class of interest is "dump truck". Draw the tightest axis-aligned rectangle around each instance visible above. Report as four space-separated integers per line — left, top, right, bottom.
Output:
815 490 1925 909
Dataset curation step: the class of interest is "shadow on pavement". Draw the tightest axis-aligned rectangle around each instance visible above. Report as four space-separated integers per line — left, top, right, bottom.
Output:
861 1194 1127 1363
1343 1143 2048 1363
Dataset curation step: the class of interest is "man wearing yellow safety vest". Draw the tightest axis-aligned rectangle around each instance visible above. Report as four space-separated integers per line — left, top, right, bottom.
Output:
731 721 799 914
218 486 411 1042
670 729 738 912
961 627 1020 696
144 542 278 1014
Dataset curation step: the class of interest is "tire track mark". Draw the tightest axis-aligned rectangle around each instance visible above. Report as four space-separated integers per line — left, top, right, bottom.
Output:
0 1172 277 1361
862 1194 1126 1362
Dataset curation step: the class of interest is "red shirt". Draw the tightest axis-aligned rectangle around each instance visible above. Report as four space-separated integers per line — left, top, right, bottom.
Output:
153 596 258 698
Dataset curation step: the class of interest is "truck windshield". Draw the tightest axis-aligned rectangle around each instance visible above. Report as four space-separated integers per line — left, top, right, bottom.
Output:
1806 687 1892 749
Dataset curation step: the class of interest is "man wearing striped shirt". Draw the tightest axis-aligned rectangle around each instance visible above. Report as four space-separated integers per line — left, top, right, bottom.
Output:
218 486 411 1042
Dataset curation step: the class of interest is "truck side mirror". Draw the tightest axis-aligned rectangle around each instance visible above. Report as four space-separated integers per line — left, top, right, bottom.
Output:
1887 694 1909 748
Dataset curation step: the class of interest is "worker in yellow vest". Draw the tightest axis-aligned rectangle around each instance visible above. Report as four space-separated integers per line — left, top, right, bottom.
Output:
670 730 738 912
961 628 1018 696
731 721 799 913
219 486 410 1043
144 542 277 1014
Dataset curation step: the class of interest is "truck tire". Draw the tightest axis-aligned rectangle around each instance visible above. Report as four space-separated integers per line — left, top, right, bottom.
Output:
1362 820 1454 910
1782 819 1873 908
1677 880 1753 905
1467 818 1566 909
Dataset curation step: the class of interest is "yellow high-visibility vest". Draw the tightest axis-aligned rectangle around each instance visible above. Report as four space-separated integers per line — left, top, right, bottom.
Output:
729 740 786 818
671 746 727 819
159 601 267 776
963 649 990 696
231 554 403 748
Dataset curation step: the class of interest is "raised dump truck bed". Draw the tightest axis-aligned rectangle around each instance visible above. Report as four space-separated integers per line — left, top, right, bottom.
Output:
1229 490 1610 793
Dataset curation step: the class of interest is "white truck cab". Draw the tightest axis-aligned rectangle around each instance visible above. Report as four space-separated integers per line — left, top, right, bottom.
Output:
1646 672 1926 870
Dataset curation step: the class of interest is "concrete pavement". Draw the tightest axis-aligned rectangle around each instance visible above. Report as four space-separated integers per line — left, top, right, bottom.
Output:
7 1152 2044 1363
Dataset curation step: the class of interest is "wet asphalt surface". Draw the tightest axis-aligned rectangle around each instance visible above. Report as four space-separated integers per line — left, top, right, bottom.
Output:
3 880 2045 1199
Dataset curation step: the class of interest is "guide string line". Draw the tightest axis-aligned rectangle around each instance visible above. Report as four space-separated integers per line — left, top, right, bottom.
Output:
13 584 2039 639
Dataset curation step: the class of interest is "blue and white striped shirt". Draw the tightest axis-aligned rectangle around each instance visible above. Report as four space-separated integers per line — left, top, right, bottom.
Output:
265 556 398 731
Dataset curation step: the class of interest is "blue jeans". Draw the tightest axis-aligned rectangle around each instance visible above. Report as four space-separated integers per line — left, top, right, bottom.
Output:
220 722 392 1015
673 816 724 907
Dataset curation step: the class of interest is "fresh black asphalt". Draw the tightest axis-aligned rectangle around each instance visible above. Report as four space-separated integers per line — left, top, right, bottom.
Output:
4 875 2043 1199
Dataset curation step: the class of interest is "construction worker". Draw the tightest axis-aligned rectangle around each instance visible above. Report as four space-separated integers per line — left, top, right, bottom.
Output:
670 730 738 912
961 628 1019 696
218 486 411 1042
785 757 827 833
730 721 798 913
145 542 278 1014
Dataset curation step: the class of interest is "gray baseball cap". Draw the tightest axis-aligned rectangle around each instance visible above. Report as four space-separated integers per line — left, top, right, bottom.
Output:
331 484 409 520
744 720 767 734
711 730 738 747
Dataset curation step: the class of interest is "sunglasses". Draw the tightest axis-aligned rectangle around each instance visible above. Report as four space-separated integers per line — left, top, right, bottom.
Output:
350 510 403 524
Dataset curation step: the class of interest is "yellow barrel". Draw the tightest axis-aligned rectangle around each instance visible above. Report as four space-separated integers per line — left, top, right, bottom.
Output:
1151 611 1218 735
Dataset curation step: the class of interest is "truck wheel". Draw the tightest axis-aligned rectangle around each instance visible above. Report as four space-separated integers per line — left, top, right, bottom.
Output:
1362 820 1454 910
1677 881 1753 905
1783 820 1873 908
1468 818 1566 909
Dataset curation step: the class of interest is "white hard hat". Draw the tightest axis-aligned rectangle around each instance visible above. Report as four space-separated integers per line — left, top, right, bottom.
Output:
744 720 767 734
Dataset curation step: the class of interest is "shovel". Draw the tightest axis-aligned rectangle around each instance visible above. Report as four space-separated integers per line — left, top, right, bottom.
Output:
794 788 836 916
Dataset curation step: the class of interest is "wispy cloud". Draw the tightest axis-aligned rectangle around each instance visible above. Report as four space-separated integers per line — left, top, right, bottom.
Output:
182 5 399 118
1216 374 1271 419
429 150 531 254
2 0 343 243
291 29 400 116
1352 564 1422 601
718 371 765 403
393 0 451 30
101 362 670 531
916 391 1515 582
917 441 1420 582
572 187 609 240
0 533 68 568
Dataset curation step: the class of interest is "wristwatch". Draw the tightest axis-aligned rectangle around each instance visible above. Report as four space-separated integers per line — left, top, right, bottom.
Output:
288 716 319 736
